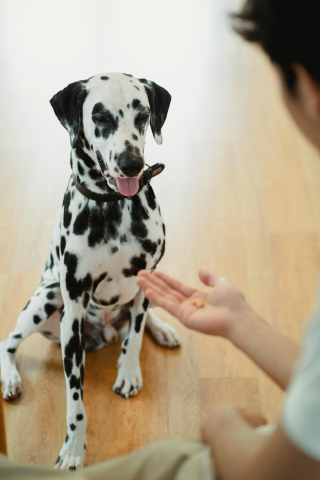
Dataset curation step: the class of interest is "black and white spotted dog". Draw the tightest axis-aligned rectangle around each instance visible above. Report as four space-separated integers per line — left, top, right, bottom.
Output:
0 72 180 470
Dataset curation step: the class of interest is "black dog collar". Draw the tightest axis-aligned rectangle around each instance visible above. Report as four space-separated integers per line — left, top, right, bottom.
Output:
72 163 165 202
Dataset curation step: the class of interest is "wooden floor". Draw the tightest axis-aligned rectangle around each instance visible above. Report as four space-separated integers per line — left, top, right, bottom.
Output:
1 0 320 467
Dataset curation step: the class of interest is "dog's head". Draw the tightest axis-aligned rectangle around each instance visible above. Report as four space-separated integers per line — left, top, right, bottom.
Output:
50 73 171 196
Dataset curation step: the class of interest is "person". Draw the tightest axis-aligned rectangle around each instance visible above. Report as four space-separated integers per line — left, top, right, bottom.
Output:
136 0 320 478
1 0 320 478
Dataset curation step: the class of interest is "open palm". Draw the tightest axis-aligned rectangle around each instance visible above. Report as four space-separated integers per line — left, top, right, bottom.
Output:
136 269 248 338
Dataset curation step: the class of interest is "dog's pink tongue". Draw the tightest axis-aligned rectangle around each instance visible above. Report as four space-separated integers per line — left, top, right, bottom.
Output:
116 178 139 196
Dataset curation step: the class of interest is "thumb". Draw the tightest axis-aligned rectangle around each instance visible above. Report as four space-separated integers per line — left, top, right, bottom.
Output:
199 268 219 288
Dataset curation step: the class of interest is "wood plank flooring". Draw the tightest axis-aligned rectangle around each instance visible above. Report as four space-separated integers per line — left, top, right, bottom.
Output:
1 0 320 466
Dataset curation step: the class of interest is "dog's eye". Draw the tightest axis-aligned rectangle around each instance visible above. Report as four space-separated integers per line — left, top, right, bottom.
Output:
95 114 106 122
139 114 148 121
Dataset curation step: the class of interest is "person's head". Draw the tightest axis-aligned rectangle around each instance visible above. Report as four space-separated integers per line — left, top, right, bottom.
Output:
231 0 320 150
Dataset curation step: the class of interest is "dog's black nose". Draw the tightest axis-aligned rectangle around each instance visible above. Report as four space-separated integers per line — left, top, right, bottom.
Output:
118 153 144 177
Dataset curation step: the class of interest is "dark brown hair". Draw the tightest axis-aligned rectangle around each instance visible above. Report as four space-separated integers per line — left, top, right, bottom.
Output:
231 0 320 91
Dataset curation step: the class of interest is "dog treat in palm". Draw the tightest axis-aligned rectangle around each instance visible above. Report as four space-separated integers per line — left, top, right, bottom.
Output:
191 297 205 308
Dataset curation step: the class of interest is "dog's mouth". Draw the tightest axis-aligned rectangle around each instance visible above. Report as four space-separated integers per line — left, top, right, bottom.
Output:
103 171 140 197
115 178 140 196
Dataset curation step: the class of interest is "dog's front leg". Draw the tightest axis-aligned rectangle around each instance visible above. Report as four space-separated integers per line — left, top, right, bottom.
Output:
113 289 148 398
55 296 88 470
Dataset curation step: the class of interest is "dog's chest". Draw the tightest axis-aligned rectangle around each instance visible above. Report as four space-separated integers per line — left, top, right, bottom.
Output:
63 184 165 305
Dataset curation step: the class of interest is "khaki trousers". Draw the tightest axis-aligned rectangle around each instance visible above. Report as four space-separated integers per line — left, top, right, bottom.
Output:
0 439 215 480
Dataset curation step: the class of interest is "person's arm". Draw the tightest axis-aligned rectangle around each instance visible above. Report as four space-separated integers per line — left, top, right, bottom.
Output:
201 403 320 480
136 269 300 389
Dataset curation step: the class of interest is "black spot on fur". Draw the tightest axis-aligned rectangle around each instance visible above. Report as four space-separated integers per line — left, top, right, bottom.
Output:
89 168 101 180
75 144 96 169
77 414 83 421
70 375 77 389
123 73 133 77
73 392 79 401
60 310 65 322
65 434 69 443
120 235 127 243
100 76 109 80
153 239 166 269
56 245 60 259
124 139 134 153
7 348 16 354
93 295 119 306
23 300 31 311
70 424 76 431
64 357 73 377
111 246 118 254
55 456 61 466
45 303 57 317
162 223 166 235
122 348 127 354
83 292 90 309
139 78 148 84
64 252 92 300
135 313 144 333
60 236 66 256
63 191 72 228
130 195 149 238
13 334 22 339
64 318 83 369
46 282 60 289
47 291 55 300
73 205 89 236
132 99 141 109
93 272 107 293
140 239 157 256
124 337 129 346
49 253 54 269
73 202 123 247
127 103 130 108
119 109 124 118
123 253 147 277
132 133 138 141
143 298 149 311
92 103 119 140
78 161 85 176
145 185 157 210
80 364 84 387
33 315 41 325
133 85 140 91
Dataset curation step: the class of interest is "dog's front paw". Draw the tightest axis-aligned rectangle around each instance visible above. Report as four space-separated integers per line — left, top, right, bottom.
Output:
0 342 22 401
54 437 87 470
113 360 142 399
146 313 181 348
1 374 22 401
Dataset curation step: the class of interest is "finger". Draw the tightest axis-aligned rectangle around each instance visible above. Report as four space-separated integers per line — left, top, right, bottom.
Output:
198 268 220 288
152 271 197 297
144 288 181 318
237 406 267 428
137 271 186 302
137 276 169 299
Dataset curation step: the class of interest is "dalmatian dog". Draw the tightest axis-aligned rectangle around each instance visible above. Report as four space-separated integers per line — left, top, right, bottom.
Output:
0 72 181 470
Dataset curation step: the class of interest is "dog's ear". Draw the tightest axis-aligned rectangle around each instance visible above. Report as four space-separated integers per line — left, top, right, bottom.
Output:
50 81 88 148
139 79 171 145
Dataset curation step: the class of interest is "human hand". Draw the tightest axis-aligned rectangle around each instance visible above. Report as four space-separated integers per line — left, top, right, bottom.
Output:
136 269 252 339
201 404 269 480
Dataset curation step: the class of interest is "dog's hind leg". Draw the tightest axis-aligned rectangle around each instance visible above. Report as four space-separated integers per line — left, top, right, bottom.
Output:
146 308 181 348
0 280 62 401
